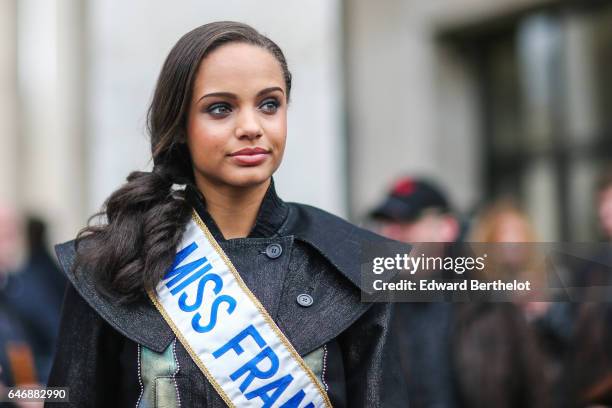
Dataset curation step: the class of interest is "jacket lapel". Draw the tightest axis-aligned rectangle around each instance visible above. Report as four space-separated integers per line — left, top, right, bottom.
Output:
55 240 174 353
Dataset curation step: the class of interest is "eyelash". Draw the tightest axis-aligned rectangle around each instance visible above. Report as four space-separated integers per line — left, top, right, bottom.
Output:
206 103 232 116
205 98 280 117
260 99 280 112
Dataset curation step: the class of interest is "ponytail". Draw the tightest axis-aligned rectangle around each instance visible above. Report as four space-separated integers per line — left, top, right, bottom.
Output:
74 165 192 303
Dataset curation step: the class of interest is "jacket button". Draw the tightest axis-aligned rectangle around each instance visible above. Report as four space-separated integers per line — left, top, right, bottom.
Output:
296 293 314 307
265 243 283 259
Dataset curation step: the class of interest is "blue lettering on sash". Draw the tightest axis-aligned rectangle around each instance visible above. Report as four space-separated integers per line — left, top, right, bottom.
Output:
178 272 223 312
164 241 237 333
164 242 211 294
165 242 198 277
192 295 236 333
169 263 212 296
213 325 315 406
230 346 279 392
213 325 266 358
244 374 294 407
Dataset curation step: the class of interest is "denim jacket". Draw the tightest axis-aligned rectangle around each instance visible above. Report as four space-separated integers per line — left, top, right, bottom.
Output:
45 181 408 407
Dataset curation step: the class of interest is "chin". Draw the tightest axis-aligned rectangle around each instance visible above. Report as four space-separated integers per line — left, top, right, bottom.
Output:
227 168 273 187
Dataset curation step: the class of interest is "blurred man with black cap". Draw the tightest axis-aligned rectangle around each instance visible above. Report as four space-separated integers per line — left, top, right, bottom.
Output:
370 177 460 244
370 176 461 408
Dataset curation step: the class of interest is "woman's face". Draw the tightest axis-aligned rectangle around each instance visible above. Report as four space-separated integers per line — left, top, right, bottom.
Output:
186 42 287 190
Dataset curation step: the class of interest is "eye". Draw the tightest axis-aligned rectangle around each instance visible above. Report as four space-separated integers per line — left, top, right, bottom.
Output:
259 98 280 114
206 103 232 117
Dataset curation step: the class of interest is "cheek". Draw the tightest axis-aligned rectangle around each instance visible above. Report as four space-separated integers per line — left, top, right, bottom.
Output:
263 112 287 147
272 128 287 153
406 222 431 241
380 225 400 240
187 119 228 159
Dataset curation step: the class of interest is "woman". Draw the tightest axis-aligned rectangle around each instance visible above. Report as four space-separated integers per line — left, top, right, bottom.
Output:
46 21 405 407
456 199 549 408
468 199 548 319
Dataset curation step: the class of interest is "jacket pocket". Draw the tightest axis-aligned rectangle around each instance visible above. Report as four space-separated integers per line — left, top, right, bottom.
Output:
154 376 179 408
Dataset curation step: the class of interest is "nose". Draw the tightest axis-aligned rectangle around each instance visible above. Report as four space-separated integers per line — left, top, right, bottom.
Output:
235 109 263 140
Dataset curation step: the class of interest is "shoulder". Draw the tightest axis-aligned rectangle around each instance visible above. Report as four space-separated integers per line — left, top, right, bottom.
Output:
54 239 175 353
279 203 410 294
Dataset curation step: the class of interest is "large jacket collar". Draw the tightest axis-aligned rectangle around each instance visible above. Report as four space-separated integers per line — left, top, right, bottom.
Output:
55 178 405 353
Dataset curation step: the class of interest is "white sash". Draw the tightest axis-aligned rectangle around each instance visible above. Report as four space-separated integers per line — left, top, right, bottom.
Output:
147 211 332 408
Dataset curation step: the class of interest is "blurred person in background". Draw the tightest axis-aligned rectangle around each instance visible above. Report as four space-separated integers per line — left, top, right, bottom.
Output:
464 197 548 407
451 301 546 408
370 177 461 408
371 177 459 244
568 304 612 408
563 166 612 407
0 205 24 275
2 216 66 385
0 205 46 408
0 204 29 388
371 177 546 407
468 199 549 320
23 218 67 309
0 208 65 387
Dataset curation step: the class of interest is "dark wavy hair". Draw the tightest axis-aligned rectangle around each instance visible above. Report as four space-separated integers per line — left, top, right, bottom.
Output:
74 21 292 303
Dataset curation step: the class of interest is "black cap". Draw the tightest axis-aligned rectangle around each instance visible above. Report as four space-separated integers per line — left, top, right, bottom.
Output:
370 177 450 222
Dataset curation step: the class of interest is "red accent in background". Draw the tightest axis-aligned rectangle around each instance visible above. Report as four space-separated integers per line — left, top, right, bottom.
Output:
392 179 415 196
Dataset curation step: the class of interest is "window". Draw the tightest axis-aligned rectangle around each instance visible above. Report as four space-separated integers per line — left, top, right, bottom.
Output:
443 1 612 241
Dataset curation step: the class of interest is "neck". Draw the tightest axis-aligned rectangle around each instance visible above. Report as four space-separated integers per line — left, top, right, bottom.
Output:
196 178 271 239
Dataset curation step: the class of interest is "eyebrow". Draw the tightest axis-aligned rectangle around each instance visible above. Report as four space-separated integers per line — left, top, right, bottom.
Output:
197 86 284 103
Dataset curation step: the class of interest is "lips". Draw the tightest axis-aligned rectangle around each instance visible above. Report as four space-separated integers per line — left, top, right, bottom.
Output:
228 147 270 166
229 147 270 156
